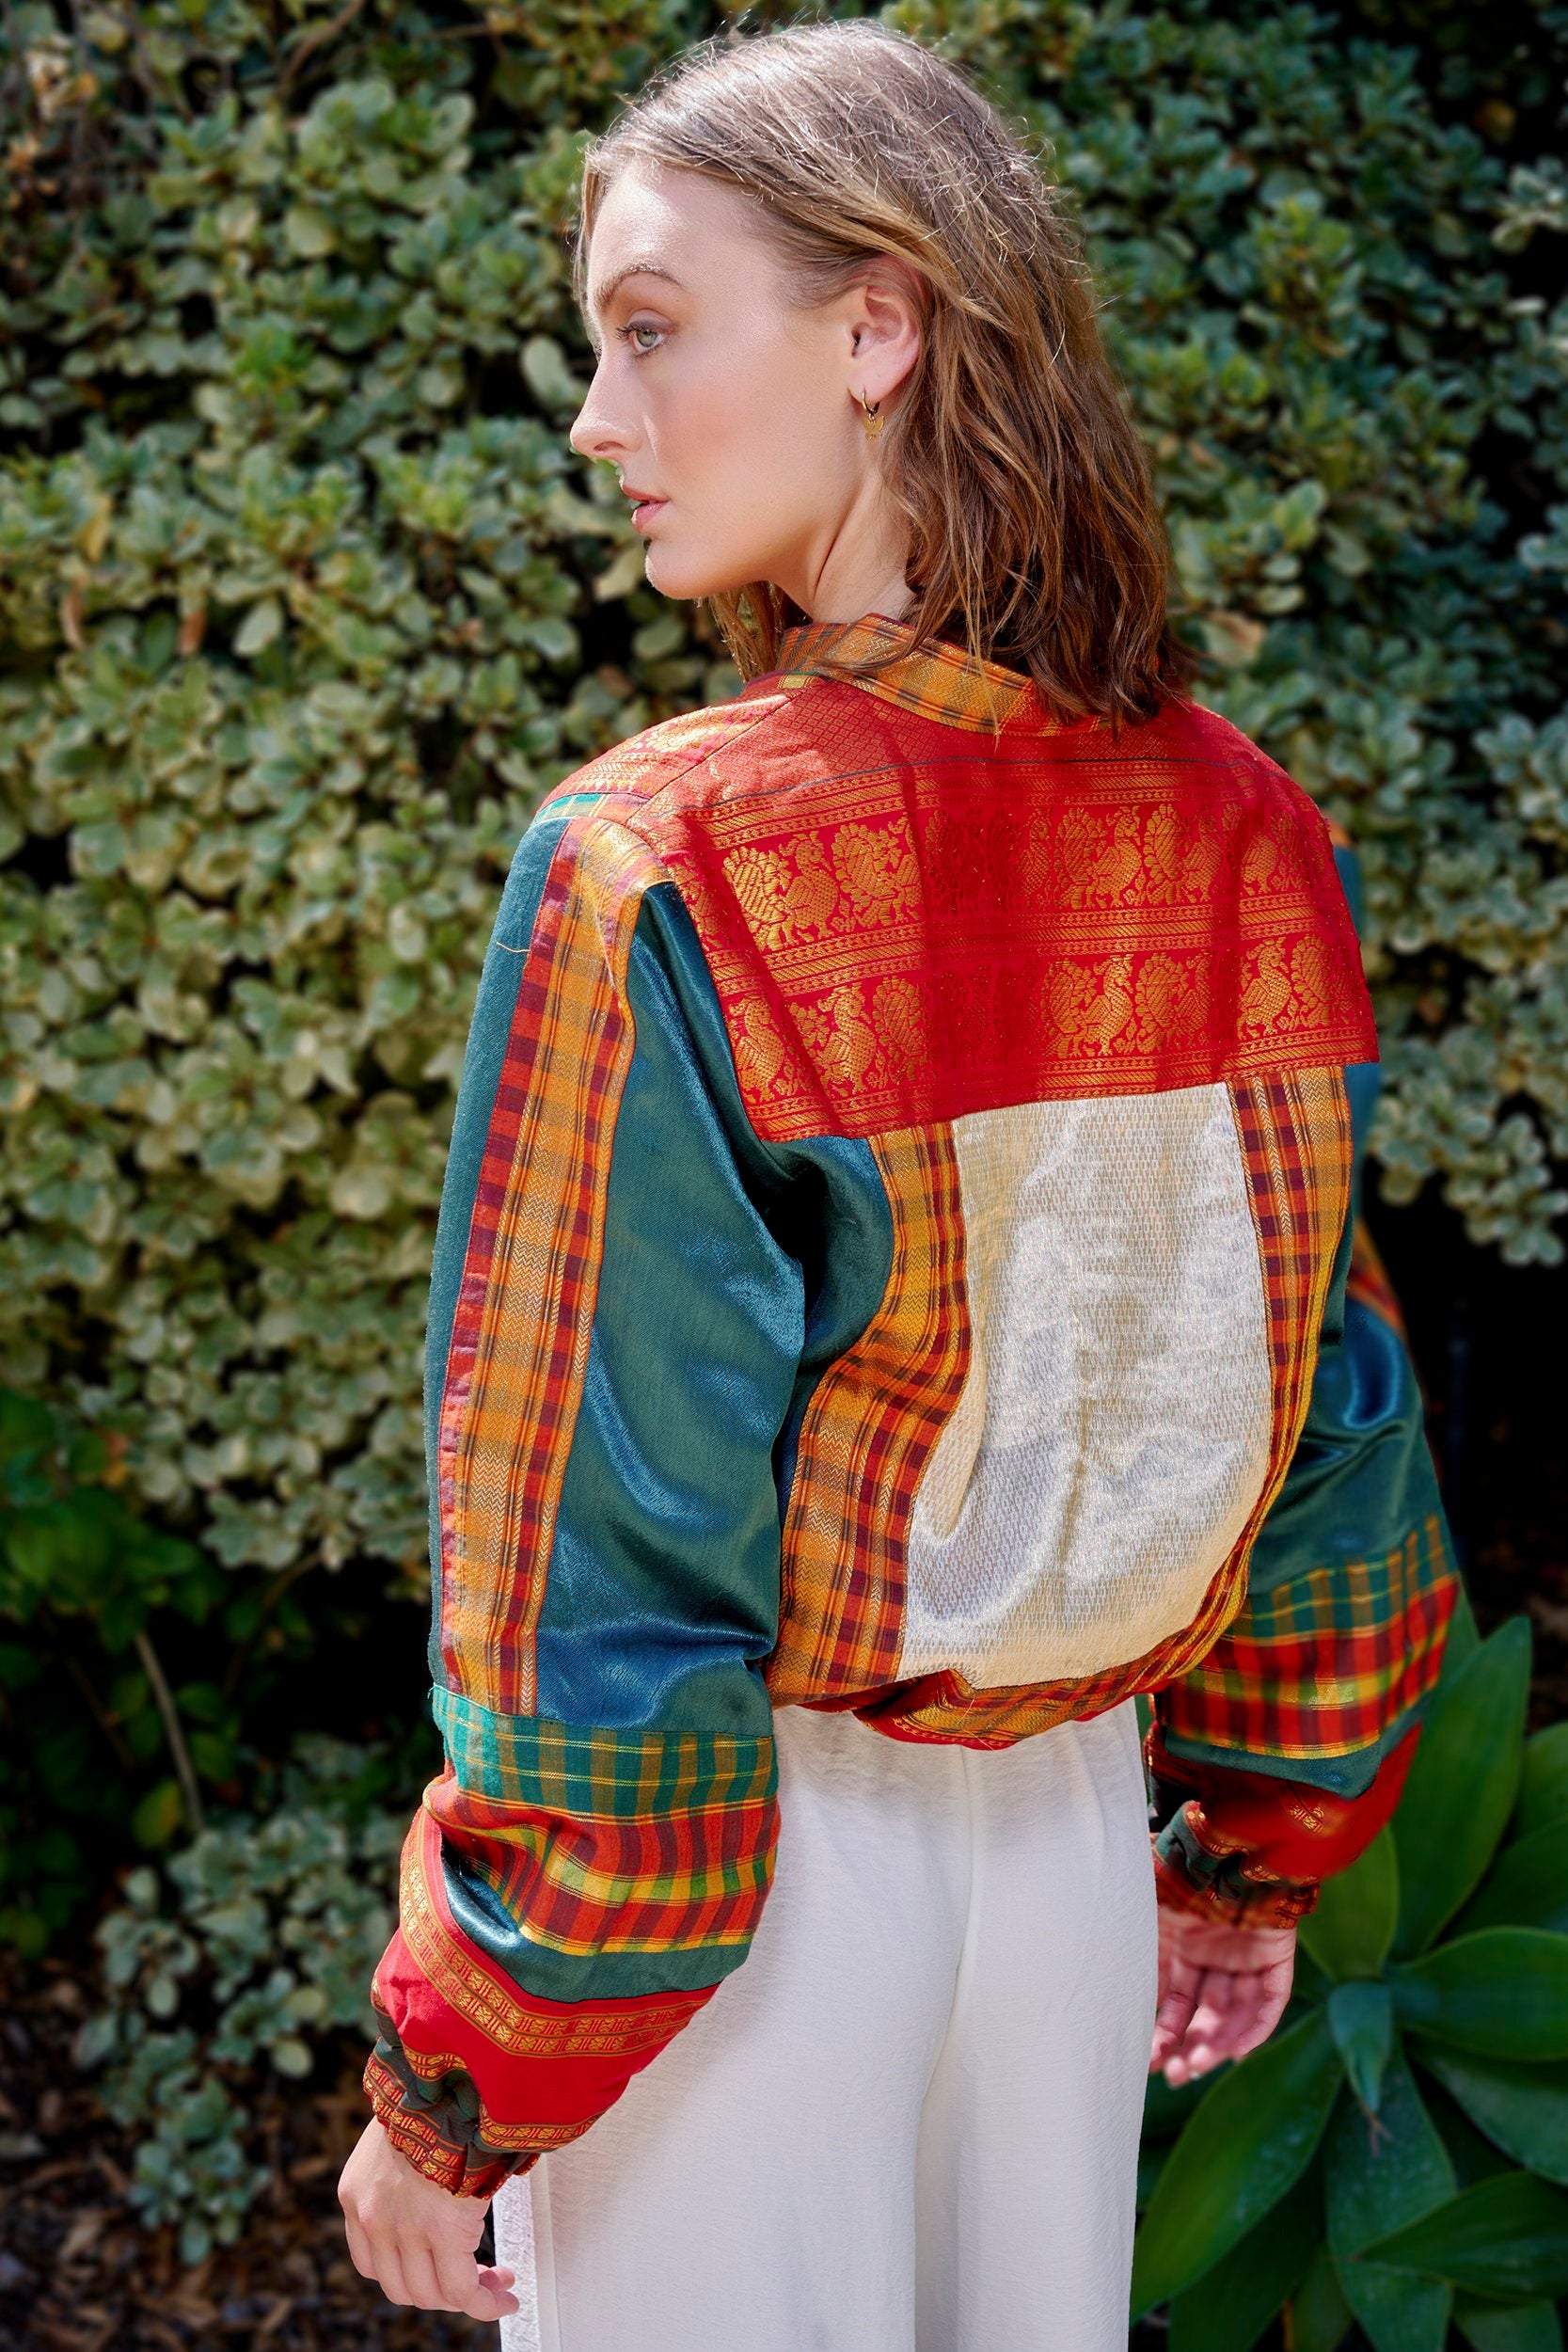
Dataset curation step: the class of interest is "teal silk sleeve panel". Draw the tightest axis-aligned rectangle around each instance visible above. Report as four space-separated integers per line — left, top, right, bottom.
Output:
643 883 896 1513
531 883 811 1736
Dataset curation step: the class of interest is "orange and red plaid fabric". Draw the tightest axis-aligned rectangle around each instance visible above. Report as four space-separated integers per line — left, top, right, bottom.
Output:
1158 1510 1457 1763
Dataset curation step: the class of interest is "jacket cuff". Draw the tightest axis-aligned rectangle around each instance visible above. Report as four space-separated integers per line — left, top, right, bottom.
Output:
1146 1718 1422 1934
1150 1811 1321 1931
362 1990 580 2201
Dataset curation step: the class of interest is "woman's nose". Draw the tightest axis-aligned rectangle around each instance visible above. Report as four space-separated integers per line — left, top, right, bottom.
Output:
568 379 627 463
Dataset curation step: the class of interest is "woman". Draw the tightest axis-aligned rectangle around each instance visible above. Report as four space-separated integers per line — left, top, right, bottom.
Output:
338 21 1458 2348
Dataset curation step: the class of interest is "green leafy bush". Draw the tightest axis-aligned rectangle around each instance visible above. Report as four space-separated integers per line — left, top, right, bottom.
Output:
1134 1607 1568 2352
0 1377 433 1955
72 1734 405 2265
0 1384 229 1954
0 0 1562 1623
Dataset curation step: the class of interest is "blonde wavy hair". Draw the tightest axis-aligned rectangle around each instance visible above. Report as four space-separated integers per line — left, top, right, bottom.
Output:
568 14 1203 734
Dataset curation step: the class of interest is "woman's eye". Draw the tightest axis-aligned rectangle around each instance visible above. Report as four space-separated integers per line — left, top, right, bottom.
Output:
616 322 666 356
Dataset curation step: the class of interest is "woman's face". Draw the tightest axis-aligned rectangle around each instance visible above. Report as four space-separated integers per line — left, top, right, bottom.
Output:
568 161 923 624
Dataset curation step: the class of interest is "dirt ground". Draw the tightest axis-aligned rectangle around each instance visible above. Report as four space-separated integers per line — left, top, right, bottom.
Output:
0 1947 494 2352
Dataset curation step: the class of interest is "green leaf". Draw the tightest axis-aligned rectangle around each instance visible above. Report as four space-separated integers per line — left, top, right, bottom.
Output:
1326 2044 1454 2253
1516 1724 1568 1844
1301 1827 1399 1981
1132 2010 1342 2314
1454 2296 1563 2352
1144 2063 1213 2139
72 2010 119 2069
1456 1824 1568 1937
1392 1618 1529 1960
1327 1980 1394 2113
1443 1586 1481 1670
178 2217 212 2266
1361 2172 1568 2300
131 1778 184 1850
1139 2137 1174 2207
1415 2047 1568 2186
1421 2070 1525 2188
234 596 284 658
1166 2168 1319 2352
1392 1930 1568 2058
1289 2247 1354 2352
1325 2044 1454 2352
283 205 337 259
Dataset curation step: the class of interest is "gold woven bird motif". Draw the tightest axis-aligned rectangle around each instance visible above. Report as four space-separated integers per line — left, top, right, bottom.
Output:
1241 829 1284 896
1240 940 1294 1037
800 985 879 1088
731 1000 793 1097
725 835 840 949
1142 805 1224 904
871 975 926 1073
1056 806 1145 907
1045 954 1137 1053
1133 953 1210 1044
831 818 919 928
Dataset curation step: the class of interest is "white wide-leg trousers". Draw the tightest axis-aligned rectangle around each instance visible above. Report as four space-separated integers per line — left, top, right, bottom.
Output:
494 1694 1157 2352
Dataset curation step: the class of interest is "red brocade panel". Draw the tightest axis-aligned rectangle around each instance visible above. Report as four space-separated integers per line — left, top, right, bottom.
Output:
565 679 1378 1144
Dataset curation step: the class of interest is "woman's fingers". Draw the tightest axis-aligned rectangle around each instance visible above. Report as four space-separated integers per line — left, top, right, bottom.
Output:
347 2218 518 2319
474 2264 524 2320
403 2245 464 2312
1227 1955 1295 2063
427 2235 521 2322
1163 1964 1242 2083
342 2210 400 2300
366 2240 414 2307
1153 1910 1299 2079
1164 1955 1293 2080
1149 1946 1202 2070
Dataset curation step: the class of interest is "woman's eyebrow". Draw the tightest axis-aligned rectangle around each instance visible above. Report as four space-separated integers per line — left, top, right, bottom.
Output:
585 261 687 339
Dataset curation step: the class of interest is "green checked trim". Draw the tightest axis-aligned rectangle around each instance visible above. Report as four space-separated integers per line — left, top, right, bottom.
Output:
432 1686 778 1818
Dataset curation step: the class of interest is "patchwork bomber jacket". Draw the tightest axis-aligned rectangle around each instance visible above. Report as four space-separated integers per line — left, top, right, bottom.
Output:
364 608 1461 2197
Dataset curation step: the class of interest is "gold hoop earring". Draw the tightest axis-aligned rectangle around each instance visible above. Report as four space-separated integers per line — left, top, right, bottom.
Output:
857 391 884 442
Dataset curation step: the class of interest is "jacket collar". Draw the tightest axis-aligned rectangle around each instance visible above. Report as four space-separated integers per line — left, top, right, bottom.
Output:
750 608 1078 737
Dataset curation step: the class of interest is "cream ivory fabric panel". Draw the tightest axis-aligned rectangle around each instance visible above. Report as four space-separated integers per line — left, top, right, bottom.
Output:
897 1083 1275 1685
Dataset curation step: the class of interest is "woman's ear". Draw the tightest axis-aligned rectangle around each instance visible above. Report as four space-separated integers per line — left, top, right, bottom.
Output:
846 260 926 404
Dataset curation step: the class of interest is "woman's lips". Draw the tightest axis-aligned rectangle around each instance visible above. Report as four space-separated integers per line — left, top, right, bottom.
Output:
631 498 667 530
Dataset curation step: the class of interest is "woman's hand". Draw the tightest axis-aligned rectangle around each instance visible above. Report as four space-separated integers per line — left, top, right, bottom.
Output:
1149 1904 1296 2084
338 2116 522 2319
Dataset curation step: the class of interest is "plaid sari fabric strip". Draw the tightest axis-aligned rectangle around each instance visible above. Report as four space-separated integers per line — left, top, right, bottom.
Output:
423 1699 779 1962
764 1124 970 1702
1156 1510 1458 1763
436 816 663 1720
1201 1067 1358 1622
767 611 1049 736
